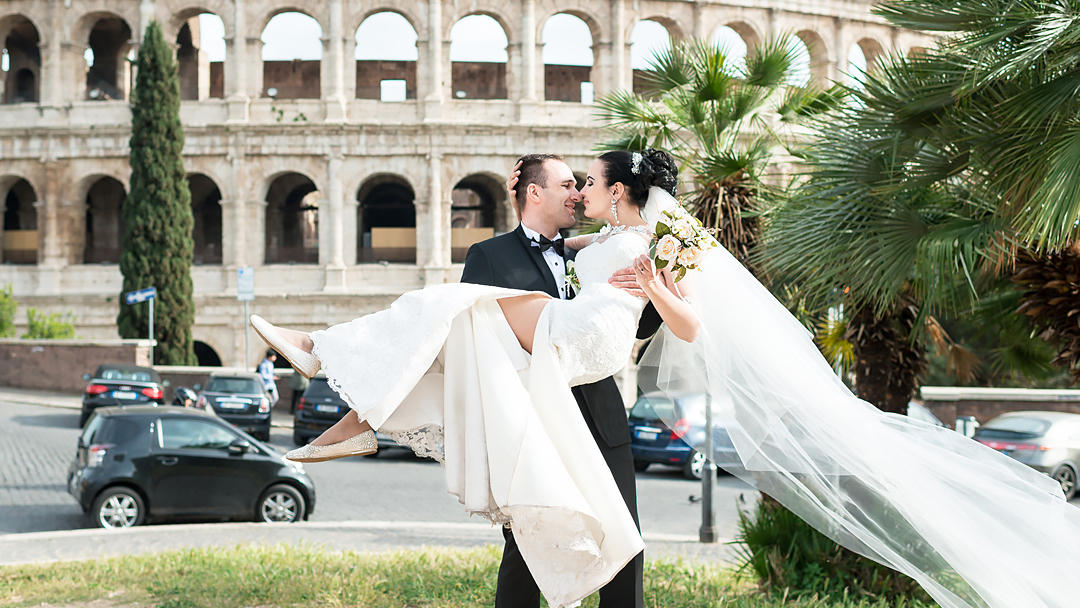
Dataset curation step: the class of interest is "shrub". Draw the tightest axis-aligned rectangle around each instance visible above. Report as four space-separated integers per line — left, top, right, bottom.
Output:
0 283 15 337
22 308 76 339
734 498 932 603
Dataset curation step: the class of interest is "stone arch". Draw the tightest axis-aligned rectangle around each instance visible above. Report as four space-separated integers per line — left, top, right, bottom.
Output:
187 173 222 265
856 36 885 73
624 15 683 42
193 339 223 366
795 29 829 85
1 176 38 264
77 13 134 101
356 174 415 263
449 13 508 100
173 10 227 100
630 19 674 93
724 21 762 53
1 14 40 104
354 11 418 100
260 10 322 99
264 172 319 264
82 175 126 264
450 173 507 262
541 12 595 102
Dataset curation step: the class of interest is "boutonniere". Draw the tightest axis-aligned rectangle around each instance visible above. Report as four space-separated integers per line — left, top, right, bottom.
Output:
564 260 581 294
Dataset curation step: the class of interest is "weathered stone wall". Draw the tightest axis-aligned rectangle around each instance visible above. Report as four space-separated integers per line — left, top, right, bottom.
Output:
920 387 1080 425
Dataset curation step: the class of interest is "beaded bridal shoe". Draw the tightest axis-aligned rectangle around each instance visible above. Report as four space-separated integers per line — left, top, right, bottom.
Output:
249 314 320 379
285 430 378 463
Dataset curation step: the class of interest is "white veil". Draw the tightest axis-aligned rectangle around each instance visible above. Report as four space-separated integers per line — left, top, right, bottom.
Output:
636 187 1080 608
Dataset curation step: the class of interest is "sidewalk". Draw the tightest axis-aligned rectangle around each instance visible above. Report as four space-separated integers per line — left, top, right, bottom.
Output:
0 386 296 428
0 520 737 567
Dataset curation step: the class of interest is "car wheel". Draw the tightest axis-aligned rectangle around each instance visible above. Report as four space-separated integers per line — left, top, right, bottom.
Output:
683 450 707 480
257 484 305 523
1051 464 1077 500
91 487 146 529
633 460 649 472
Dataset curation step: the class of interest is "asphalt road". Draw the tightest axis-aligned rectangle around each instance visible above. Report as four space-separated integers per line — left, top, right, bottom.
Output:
0 400 755 540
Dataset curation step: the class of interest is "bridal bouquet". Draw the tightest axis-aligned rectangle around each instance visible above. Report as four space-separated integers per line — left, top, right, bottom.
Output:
651 208 716 281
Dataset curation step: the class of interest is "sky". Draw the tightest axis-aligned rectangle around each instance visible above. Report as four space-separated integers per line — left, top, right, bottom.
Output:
193 12 859 86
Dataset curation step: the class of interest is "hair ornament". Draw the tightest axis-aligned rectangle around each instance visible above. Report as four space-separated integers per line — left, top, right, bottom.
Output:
631 152 643 175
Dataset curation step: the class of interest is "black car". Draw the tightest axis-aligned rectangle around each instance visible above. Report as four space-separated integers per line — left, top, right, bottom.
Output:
293 375 403 453
80 364 167 427
67 405 315 528
197 372 272 441
628 392 739 479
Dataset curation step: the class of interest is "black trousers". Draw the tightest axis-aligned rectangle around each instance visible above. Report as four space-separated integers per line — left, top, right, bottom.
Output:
493 438 644 608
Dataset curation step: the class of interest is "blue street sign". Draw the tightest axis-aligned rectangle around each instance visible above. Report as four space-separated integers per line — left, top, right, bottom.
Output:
124 286 157 305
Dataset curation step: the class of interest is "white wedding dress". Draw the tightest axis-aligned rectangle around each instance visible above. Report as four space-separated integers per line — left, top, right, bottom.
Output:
310 230 652 608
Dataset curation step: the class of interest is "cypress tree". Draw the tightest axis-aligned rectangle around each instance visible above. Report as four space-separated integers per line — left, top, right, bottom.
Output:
117 20 196 365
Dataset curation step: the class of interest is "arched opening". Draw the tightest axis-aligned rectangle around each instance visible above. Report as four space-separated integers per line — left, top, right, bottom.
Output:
85 16 133 101
792 30 828 85
2 16 40 103
713 24 753 76
542 13 593 102
630 19 672 94
83 176 126 263
261 12 322 99
187 174 222 265
856 37 885 74
1 177 37 264
265 173 319 264
193 340 222 366
848 43 867 88
357 176 415 263
355 12 418 101
450 15 508 100
177 12 225 100
451 175 504 263
908 46 927 58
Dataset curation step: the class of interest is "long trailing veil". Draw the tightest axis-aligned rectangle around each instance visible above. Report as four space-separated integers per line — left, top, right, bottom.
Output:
636 186 1080 608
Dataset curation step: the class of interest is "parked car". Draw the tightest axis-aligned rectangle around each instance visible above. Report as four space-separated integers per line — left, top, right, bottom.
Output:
972 411 1080 500
292 375 403 453
67 405 315 529
907 401 947 427
80 364 167 427
628 392 739 480
196 372 272 441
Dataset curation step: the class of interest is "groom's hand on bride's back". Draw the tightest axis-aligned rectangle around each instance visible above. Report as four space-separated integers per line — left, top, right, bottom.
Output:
609 267 647 298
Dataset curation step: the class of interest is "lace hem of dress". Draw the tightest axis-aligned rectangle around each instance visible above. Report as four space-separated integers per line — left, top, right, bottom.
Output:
385 424 446 463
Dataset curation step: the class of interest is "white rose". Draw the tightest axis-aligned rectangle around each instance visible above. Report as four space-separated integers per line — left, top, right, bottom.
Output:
677 245 702 267
671 218 695 240
656 234 681 262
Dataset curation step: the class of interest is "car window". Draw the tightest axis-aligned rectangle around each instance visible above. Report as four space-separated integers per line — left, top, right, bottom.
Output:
980 416 1051 436
630 395 676 420
159 418 238 450
206 377 262 394
303 378 341 399
97 367 157 383
81 416 142 445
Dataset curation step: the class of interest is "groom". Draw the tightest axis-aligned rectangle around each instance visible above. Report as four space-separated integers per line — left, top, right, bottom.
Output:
460 153 660 608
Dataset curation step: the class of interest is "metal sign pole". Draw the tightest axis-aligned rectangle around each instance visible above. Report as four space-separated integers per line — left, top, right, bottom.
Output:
148 297 154 366
700 390 717 543
243 299 249 367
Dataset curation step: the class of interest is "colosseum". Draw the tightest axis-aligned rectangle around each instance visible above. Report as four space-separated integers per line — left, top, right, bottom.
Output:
0 0 933 369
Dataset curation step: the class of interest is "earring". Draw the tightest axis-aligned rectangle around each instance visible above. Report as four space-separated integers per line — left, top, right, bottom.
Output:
610 198 619 224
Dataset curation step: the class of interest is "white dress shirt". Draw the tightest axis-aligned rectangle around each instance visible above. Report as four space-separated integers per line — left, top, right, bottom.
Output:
520 223 567 299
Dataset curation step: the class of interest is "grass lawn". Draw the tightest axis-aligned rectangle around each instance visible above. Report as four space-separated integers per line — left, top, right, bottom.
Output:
0 544 932 607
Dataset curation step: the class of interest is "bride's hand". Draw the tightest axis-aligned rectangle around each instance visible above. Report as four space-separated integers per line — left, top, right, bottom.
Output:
506 160 522 200
631 255 659 291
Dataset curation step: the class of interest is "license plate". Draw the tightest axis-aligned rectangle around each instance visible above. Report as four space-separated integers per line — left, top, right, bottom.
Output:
636 430 659 441
217 401 247 409
315 404 340 414
112 391 136 400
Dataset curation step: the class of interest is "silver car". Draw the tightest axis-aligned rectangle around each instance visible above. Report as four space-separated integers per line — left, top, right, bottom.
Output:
972 411 1080 500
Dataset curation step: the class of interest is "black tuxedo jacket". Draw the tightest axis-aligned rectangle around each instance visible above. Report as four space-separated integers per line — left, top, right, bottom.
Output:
459 225 661 447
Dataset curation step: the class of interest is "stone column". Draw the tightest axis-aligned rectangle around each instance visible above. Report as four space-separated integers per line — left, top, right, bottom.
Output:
417 152 448 273
829 17 845 84
421 0 445 121
323 0 348 121
322 150 346 268
611 0 630 93
225 0 250 121
522 0 538 101
39 161 67 268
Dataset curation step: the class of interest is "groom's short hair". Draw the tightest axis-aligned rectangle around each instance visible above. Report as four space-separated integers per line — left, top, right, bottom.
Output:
514 153 564 214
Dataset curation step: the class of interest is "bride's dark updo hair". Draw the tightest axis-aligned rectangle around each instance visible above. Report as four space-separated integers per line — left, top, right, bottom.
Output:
598 148 678 207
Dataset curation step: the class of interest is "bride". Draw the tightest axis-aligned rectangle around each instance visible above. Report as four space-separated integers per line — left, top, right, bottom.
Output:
251 148 695 607
253 147 1080 608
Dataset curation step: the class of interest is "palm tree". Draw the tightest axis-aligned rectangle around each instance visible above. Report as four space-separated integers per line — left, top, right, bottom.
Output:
594 37 843 278
762 0 1080 409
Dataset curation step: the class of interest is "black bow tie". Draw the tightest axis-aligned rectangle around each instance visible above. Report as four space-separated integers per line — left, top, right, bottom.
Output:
531 235 565 257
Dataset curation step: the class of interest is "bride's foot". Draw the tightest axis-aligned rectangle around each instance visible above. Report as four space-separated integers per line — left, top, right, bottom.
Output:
286 411 378 462
249 315 320 378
